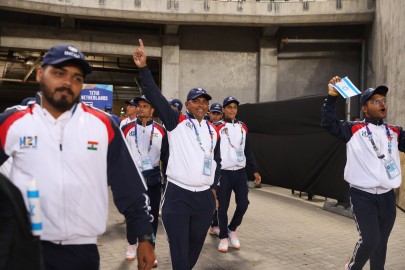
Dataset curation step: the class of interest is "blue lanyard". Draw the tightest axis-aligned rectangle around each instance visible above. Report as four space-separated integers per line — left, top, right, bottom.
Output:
185 113 214 154
364 122 392 159
134 122 155 156
224 121 244 149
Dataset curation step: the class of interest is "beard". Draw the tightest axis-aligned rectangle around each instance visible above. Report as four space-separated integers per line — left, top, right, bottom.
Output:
40 81 80 112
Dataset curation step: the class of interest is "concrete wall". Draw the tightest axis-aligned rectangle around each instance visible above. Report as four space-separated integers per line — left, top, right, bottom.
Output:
0 0 374 25
277 51 360 101
369 0 405 208
369 0 405 127
174 26 260 104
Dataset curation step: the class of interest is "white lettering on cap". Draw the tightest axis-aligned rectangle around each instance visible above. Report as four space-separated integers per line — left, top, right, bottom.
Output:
64 51 81 59
68 46 79 53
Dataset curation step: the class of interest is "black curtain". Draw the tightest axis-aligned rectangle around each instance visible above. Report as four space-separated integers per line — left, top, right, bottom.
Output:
238 95 349 203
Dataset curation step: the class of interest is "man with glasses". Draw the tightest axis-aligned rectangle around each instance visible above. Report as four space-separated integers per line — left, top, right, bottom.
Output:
133 39 221 270
321 76 405 270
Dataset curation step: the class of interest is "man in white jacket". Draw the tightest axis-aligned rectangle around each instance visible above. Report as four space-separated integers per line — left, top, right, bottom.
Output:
133 39 221 270
0 44 155 270
215 96 261 252
321 76 405 270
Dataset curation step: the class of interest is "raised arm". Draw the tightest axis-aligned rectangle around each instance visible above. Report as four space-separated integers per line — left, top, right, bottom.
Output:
133 39 180 131
320 76 353 143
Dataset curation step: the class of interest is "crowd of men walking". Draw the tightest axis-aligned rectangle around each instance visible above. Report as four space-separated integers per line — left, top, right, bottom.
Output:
0 39 404 270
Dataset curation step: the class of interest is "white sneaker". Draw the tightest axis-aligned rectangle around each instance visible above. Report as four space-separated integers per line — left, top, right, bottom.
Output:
218 238 228 252
153 259 158 268
228 230 240 249
209 226 220 236
126 244 137 261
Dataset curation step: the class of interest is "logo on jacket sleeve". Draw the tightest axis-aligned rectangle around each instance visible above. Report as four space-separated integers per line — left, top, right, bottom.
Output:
20 136 38 149
87 141 98 151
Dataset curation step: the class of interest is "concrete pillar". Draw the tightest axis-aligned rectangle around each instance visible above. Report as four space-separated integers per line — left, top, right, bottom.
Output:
161 35 180 99
259 39 278 102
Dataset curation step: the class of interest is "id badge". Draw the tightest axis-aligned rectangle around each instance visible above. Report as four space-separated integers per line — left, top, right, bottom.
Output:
203 155 212 176
236 148 245 162
141 156 153 171
384 158 400 179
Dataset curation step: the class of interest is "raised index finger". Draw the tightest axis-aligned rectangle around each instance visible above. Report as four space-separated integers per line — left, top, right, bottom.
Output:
138 38 144 49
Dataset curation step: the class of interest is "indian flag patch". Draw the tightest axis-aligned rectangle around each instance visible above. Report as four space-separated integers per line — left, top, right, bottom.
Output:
87 141 98 151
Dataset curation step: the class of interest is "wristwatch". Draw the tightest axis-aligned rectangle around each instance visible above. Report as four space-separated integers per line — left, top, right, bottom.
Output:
137 233 156 245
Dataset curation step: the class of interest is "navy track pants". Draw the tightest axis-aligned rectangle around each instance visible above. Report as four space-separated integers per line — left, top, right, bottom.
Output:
217 169 250 239
161 182 215 270
347 187 396 270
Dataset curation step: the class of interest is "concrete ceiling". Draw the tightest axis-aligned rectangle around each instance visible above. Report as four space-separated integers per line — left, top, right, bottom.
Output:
0 9 162 110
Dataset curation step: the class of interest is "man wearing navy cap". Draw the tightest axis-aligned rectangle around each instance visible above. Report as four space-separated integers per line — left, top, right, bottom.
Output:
208 103 223 126
169 98 183 112
321 76 405 270
120 98 138 128
0 44 155 270
215 96 261 252
121 95 168 267
133 39 221 270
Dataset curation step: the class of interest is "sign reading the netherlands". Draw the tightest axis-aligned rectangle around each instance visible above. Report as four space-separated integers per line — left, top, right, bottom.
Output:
81 84 113 109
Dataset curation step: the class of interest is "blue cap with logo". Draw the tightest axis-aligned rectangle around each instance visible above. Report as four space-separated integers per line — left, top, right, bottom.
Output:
223 96 240 107
42 45 92 75
186 87 212 101
210 103 223 113
134 95 150 104
169 98 183 111
360 85 388 106
125 98 137 106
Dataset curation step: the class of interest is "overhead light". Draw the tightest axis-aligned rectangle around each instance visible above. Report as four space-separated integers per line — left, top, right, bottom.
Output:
25 60 35 66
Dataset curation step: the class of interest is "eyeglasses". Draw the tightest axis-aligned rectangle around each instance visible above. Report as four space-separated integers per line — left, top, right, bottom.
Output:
370 98 388 105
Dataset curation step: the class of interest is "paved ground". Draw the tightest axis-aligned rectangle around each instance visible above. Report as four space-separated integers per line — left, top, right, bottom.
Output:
98 185 405 269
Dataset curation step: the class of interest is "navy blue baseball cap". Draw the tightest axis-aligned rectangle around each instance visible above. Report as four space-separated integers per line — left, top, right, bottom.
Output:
223 96 240 107
125 98 137 106
360 85 388 106
210 103 223 113
186 87 212 101
169 99 183 111
134 95 150 104
42 45 92 75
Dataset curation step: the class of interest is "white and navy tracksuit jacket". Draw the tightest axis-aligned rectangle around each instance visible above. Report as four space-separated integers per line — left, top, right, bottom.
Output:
138 66 221 270
121 118 168 244
138 69 221 191
216 118 258 239
321 94 405 269
120 117 136 128
217 118 258 172
321 95 405 193
0 95 153 245
121 118 168 177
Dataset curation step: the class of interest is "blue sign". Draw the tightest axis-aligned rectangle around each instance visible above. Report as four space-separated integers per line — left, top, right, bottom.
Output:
81 84 113 110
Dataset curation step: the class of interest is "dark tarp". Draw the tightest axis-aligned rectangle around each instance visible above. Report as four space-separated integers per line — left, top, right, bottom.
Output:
238 95 350 203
